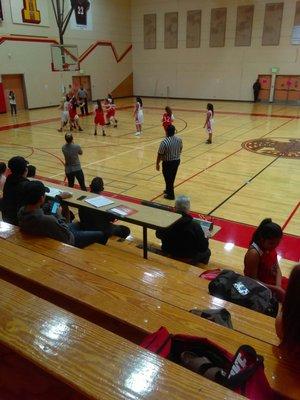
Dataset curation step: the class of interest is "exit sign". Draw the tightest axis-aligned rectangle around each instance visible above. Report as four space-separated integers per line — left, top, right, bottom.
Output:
271 67 280 73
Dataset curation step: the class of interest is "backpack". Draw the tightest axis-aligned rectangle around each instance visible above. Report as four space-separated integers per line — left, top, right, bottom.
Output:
208 269 278 317
141 327 281 400
190 307 233 329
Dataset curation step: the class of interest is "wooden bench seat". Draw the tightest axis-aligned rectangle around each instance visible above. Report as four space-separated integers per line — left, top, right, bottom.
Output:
3 229 278 347
0 239 298 398
0 279 243 400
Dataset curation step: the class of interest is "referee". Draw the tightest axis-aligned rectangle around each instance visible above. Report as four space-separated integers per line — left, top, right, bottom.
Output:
156 125 183 200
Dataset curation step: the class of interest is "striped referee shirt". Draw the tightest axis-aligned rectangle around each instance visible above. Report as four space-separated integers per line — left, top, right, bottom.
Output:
158 135 183 161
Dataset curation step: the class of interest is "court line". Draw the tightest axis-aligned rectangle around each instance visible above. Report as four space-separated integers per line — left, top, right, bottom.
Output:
207 156 282 215
281 201 300 231
151 118 294 202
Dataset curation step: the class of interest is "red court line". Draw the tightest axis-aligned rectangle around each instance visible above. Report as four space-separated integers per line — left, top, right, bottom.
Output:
37 175 299 262
145 105 300 119
282 201 300 231
151 148 243 202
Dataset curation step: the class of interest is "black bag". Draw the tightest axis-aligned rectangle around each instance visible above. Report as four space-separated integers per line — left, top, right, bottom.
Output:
190 308 233 329
208 269 278 317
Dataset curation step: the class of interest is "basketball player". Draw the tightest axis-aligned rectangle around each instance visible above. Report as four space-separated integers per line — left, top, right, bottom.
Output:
58 96 70 132
71 0 90 26
203 103 214 144
94 99 106 136
104 97 118 127
68 96 83 131
134 97 144 136
162 106 175 133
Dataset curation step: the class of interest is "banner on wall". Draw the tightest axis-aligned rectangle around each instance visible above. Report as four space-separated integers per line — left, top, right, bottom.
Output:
0 0 3 21
10 0 50 26
70 0 93 31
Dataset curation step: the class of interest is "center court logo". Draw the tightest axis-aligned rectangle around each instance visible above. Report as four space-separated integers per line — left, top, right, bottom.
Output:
242 138 300 159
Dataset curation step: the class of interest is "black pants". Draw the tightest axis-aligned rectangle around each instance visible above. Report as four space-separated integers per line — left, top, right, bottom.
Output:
10 104 17 115
162 159 180 199
84 98 89 115
66 169 87 191
253 90 260 102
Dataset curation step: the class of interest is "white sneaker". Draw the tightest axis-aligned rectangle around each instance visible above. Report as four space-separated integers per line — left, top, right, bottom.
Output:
134 131 141 136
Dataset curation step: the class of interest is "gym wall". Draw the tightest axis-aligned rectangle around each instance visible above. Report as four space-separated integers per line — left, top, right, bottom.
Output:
131 0 300 101
0 0 132 109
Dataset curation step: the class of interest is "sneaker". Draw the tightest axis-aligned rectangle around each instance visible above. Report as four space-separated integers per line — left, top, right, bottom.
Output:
114 124 117 128
79 127 83 131
94 131 97 136
102 131 106 136
134 132 141 136
206 139 212 144
164 194 175 200
57 128 62 132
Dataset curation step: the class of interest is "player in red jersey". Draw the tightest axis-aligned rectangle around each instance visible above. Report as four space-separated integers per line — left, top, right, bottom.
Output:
105 96 118 128
68 96 83 131
162 106 175 132
244 218 287 302
94 99 106 136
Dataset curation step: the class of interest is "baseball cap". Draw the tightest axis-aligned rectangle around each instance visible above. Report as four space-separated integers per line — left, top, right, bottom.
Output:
23 181 50 205
8 156 28 175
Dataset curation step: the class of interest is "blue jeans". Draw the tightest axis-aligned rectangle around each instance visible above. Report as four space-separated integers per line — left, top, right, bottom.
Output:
68 222 108 248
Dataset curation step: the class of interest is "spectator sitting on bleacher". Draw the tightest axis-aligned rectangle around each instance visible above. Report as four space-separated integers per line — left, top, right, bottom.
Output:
26 165 36 178
1 156 29 225
18 180 108 248
79 177 131 239
0 162 7 192
156 195 211 265
276 264 300 354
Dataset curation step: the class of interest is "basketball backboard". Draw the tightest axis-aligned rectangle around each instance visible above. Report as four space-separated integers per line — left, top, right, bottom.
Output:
50 44 80 72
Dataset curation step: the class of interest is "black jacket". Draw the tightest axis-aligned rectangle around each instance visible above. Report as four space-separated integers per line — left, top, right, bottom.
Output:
1 175 29 225
156 213 209 258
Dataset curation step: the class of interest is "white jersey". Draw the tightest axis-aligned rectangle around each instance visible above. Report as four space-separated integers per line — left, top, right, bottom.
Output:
135 102 144 124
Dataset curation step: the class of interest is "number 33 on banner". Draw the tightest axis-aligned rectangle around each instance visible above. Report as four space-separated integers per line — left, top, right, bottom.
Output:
22 0 41 24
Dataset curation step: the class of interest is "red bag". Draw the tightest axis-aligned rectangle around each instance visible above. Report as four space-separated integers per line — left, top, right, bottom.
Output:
141 327 282 400
200 268 222 281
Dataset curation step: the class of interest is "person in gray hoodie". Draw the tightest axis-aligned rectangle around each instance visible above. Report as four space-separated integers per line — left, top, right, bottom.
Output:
18 180 108 248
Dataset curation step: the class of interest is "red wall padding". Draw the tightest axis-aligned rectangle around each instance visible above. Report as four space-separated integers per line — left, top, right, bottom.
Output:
0 83 7 113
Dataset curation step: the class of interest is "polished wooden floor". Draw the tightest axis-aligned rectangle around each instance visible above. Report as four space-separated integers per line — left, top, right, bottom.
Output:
0 98 299 270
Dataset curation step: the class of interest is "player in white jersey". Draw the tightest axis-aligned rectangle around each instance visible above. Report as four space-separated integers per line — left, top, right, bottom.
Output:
134 97 144 136
203 103 214 144
58 96 70 132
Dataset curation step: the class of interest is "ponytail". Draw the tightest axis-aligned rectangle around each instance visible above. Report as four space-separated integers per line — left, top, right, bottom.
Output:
251 218 282 245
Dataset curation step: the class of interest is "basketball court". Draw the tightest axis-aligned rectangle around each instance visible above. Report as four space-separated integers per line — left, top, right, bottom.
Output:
0 97 298 270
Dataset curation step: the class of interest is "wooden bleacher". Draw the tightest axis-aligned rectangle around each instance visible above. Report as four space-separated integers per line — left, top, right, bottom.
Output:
3 228 278 346
0 279 244 400
0 229 299 398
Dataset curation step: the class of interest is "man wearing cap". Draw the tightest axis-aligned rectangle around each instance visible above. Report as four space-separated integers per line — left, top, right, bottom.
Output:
2 156 29 225
18 181 108 248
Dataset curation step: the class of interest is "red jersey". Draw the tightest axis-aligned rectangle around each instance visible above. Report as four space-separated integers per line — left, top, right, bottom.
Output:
162 112 174 129
106 102 116 118
94 105 105 126
250 243 278 286
68 102 77 119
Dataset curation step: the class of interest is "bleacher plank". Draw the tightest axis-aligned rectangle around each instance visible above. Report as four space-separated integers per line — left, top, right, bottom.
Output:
4 229 278 347
0 238 298 398
0 279 243 400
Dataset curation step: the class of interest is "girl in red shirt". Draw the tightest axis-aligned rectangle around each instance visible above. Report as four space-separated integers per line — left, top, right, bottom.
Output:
162 106 174 132
94 99 106 136
68 96 83 131
244 218 286 302
105 96 118 128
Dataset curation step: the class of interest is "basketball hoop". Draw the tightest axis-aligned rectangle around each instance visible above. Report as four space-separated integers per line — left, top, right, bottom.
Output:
50 44 80 72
